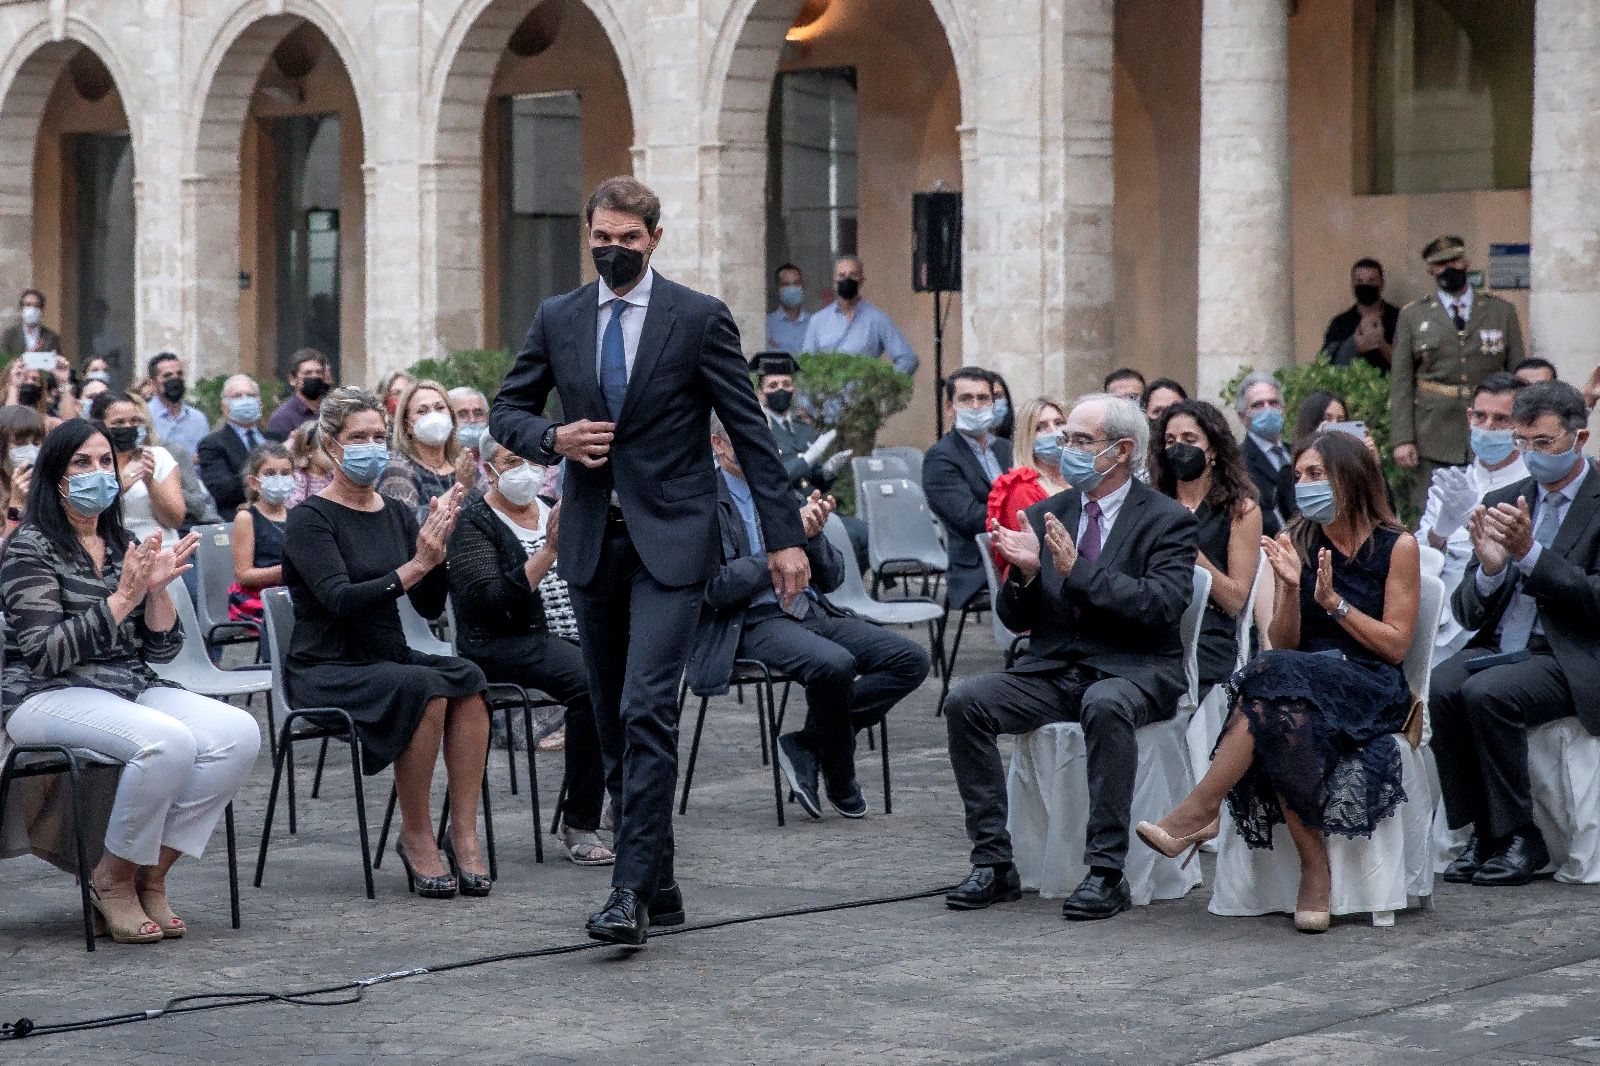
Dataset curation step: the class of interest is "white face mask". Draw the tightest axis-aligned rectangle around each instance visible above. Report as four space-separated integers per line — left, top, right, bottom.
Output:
412 410 454 446
495 462 543 507
20 306 41 327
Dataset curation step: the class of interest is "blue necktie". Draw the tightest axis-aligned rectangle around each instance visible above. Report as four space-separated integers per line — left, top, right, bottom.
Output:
600 301 628 420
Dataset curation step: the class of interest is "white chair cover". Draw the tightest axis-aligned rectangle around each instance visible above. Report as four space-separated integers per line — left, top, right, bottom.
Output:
1184 550 1266 787
1528 718 1600 884
1006 716 1202 904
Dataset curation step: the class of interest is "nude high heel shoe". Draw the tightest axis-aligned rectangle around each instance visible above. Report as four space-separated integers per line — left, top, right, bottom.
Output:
89 884 163 944
1294 910 1332 934
1135 818 1220 868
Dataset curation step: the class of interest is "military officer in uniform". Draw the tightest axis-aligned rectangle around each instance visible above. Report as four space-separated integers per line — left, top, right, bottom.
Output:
1391 235 1525 511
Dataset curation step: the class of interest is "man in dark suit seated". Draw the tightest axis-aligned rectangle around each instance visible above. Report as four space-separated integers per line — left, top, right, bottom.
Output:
197 373 283 519
1430 380 1600 887
687 413 930 818
1235 370 1295 537
942 393 1198 920
922 366 1012 611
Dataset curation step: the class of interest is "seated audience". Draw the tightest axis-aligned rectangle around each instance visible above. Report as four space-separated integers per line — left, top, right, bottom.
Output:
1150 400 1263 688
1321 258 1398 370
0 403 45 536
377 379 475 516
1103 368 1146 403
988 371 1015 441
1 419 258 943
689 414 930 818
287 421 335 507
1141 378 1189 427
923 367 1012 612
1418 373 1527 663
90 392 184 549
448 434 615 864
1235 371 1295 537
282 387 490 899
1430 380 1600 888
1140 430 1419 933
265 349 331 438
1512 357 1557 387
987 397 1067 577
146 352 209 459
227 442 294 627
945 393 1197 919
198 374 282 520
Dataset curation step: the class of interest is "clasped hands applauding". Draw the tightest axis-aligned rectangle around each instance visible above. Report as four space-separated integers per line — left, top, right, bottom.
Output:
108 530 200 621
1465 496 1536 576
990 510 1078 582
399 483 465 584
1261 530 1345 614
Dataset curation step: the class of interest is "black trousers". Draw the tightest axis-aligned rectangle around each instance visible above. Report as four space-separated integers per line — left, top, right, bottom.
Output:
944 668 1162 870
469 632 606 831
737 605 931 779
1430 646 1575 842
569 522 704 898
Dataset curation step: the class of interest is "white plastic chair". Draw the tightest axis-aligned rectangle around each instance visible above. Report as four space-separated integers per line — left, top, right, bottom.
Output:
1209 572 1445 927
1417 542 1445 582
1004 566 1212 904
975 532 1025 667
151 579 276 755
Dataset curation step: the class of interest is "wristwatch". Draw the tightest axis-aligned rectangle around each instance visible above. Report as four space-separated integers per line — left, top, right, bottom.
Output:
1333 597 1350 619
538 423 560 459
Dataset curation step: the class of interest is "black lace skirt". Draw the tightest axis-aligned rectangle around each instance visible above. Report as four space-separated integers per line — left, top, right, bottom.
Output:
1220 649 1412 849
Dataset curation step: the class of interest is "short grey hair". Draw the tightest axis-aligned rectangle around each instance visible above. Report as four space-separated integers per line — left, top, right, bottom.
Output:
222 373 257 398
316 385 386 442
1235 371 1282 414
448 386 487 407
1075 392 1149 466
478 433 502 463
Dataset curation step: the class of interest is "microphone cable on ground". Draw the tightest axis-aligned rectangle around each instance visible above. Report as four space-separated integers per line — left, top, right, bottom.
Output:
1 882 956 1041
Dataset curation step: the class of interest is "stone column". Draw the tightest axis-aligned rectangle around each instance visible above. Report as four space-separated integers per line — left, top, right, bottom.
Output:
1195 0 1292 404
134 3 186 361
1529 0 1600 386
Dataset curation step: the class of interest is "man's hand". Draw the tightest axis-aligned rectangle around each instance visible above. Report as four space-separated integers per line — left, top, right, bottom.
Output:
1483 497 1535 561
1428 465 1479 539
454 448 479 491
1394 442 1419 469
1467 505 1510 576
1354 315 1383 353
1042 511 1078 578
798 490 835 539
1585 364 1600 411
768 546 811 610
991 511 1041 582
554 420 615 469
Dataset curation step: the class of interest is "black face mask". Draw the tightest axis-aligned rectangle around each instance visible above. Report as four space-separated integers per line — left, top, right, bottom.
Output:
17 383 42 408
1438 266 1469 294
161 377 186 403
1353 283 1381 306
835 277 860 302
299 377 329 401
765 388 793 415
1165 443 1209 482
106 426 140 454
593 244 646 291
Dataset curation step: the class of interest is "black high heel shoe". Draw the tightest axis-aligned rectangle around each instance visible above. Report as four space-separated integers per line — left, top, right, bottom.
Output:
396 839 458 899
443 839 492 898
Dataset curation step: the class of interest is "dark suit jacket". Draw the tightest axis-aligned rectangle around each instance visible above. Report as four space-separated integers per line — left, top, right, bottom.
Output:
922 430 1012 609
490 274 804 589
0 324 61 359
997 479 1199 712
196 424 284 519
686 474 845 696
1453 461 1600 735
768 413 829 497
1243 434 1294 538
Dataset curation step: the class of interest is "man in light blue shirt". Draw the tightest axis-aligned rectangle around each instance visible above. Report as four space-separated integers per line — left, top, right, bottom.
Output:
801 255 918 375
147 351 210 458
765 262 811 354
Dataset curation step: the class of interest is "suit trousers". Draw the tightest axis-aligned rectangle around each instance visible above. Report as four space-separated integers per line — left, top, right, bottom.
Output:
1430 647 1575 842
943 668 1162 870
736 606 931 779
568 521 703 898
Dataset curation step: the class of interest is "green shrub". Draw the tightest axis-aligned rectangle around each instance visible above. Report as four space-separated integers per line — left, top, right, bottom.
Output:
406 349 516 406
779 351 914 515
190 374 240 428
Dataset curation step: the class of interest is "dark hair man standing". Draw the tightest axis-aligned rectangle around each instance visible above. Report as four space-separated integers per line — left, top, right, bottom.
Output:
490 176 808 947
1322 258 1398 371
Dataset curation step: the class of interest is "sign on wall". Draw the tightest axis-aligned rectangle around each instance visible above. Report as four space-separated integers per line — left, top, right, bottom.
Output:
1488 243 1531 290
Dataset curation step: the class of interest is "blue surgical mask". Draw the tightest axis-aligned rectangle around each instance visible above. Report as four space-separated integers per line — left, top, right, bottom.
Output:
993 399 1010 427
1059 441 1119 493
8 444 38 469
1470 426 1515 467
1522 440 1581 486
228 395 262 425
1033 431 1063 468
258 474 295 505
778 285 804 310
1294 479 1336 524
85 371 110 384
954 405 995 436
336 442 389 486
1250 407 1284 439
457 423 487 452
64 470 119 517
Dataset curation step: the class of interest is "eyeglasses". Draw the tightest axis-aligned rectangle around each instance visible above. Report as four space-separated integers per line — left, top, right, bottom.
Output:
1512 432 1573 453
1061 434 1116 450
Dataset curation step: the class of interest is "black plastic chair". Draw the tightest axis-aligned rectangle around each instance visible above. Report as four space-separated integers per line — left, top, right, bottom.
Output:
679 661 790 825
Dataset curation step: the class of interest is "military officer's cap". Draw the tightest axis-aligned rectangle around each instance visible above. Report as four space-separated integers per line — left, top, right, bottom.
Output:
748 351 799 379
1421 235 1467 264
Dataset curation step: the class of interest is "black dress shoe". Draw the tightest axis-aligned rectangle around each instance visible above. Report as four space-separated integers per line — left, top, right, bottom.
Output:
1061 869 1131 920
648 883 686 927
1442 832 1485 884
586 888 649 946
945 865 1022 910
776 734 823 819
1472 831 1550 887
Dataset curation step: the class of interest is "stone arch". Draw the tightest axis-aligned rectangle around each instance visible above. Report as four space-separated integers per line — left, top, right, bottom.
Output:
183 0 376 379
422 0 639 354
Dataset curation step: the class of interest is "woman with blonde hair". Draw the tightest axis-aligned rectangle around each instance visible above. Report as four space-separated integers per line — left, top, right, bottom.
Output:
376 379 476 515
985 396 1068 576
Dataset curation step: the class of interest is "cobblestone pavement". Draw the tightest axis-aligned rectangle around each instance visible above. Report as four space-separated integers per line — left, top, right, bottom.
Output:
5 639 1600 1064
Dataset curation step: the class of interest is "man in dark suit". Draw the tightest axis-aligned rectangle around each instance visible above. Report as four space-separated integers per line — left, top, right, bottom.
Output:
1430 381 1600 887
943 393 1198 920
751 350 848 498
196 373 282 519
686 413 930 818
490 177 808 947
922 367 1013 611
0 288 61 361
1235 370 1295 537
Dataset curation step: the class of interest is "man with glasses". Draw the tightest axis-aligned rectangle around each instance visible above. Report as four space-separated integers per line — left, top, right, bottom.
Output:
922 367 1012 615
943 393 1198 920
1417 373 1527 665
1430 380 1600 888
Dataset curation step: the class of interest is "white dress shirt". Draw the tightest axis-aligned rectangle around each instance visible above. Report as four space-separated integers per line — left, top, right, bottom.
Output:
1421 455 1529 662
1439 284 1474 326
595 267 655 383
1248 431 1289 470
1475 459 1589 643
1078 474 1134 548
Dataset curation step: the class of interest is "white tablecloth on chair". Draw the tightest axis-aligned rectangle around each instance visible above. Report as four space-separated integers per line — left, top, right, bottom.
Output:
1006 716 1202 904
1529 718 1600 885
1209 734 1433 919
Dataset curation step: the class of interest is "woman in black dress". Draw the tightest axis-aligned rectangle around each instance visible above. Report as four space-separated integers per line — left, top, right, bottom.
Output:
1138 430 1420 932
282 387 490 899
1149 400 1263 688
